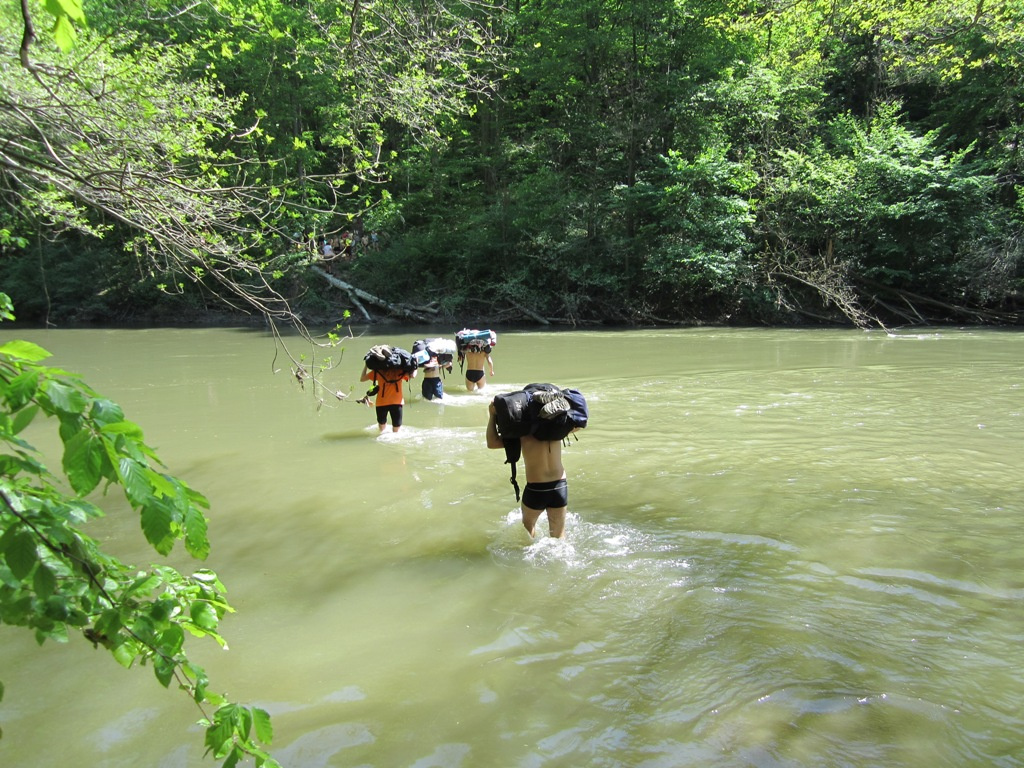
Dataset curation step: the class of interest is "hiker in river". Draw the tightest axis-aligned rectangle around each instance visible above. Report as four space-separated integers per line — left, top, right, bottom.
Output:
455 329 497 391
360 362 416 433
421 351 452 401
463 343 494 391
486 402 572 539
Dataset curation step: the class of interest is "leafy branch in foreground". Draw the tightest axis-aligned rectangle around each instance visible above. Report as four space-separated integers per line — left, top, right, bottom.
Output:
0 292 278 767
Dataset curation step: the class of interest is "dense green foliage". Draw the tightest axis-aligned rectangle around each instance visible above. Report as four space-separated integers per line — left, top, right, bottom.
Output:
0 293 277 765
2 0 1023 330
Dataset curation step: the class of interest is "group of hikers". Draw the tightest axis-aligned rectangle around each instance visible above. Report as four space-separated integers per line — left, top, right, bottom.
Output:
357 329 496 428
293 228 381 262
356 329 586 539
321 230 379 260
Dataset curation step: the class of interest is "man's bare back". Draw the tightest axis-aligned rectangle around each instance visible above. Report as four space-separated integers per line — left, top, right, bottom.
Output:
464 348 494 390
487 405 569 538
519 434 565 483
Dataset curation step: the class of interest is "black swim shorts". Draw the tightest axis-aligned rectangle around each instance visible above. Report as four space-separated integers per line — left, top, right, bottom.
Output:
522 478 568 510
375 404 403 427
466 369 485 383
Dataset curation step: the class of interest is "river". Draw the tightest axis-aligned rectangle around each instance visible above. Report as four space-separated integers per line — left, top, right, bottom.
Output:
0 325 1022 767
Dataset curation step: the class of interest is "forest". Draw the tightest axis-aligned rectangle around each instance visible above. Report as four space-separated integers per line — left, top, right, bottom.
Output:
2 0 1024 330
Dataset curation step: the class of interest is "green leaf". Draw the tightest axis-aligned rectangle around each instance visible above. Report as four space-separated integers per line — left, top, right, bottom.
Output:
141 504 175 555
91 399 127 427
160 625 185 655
112 640 137 668
11 405 40 435
5 372 41 409
119 457 153 506
101 420 145 445
124 574 162 599
252 708 273 744
45 380 89 416
154 655 176 687
43 594 70 622
66 498 104 524
191 601 219 631
183 506 210 560
46 1 85 52
147 470 179 499
0 340 51 363
33 562 57 600
192 569 223 587
238 706 253 740
205 712 235 758
44 0 86 23
5 529 38 580
0 454 39 477
94 609 123 641
62 429 103 495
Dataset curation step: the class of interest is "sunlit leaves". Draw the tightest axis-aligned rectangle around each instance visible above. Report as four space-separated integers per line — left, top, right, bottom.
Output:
0 11 290 320
717 0 1022 85
44 0 87 52
760 107 999 298
0 340 50 363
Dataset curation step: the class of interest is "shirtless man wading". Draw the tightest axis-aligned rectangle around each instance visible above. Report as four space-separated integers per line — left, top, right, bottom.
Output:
463 345 494 391
486 403 570 538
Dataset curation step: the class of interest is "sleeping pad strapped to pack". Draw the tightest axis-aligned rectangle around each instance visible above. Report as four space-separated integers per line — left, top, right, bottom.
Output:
455 328 497 355
492 383 589 500
411 338 457 367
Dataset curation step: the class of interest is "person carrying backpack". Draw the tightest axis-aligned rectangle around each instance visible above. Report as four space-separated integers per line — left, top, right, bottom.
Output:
360 352 417 433
462 343 494 391
455 329 496 391
420 351 452 401
412 338 456 401
486 392 583 539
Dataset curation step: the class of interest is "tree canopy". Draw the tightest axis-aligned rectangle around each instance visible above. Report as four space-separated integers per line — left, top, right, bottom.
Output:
3 0 1022 329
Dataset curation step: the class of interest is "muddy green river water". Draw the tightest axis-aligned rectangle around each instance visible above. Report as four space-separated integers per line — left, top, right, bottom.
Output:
1 325 1021 767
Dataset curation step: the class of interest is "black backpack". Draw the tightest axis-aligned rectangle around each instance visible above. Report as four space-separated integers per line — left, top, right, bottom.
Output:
364 345 417 375
525 383 589 442
492 390 531 500
492 390 533 439
492 384 588 500
362 345 417 400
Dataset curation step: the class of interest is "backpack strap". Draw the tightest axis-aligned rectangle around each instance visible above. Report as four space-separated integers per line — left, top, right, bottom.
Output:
375 369 406 396
503 438 522 501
